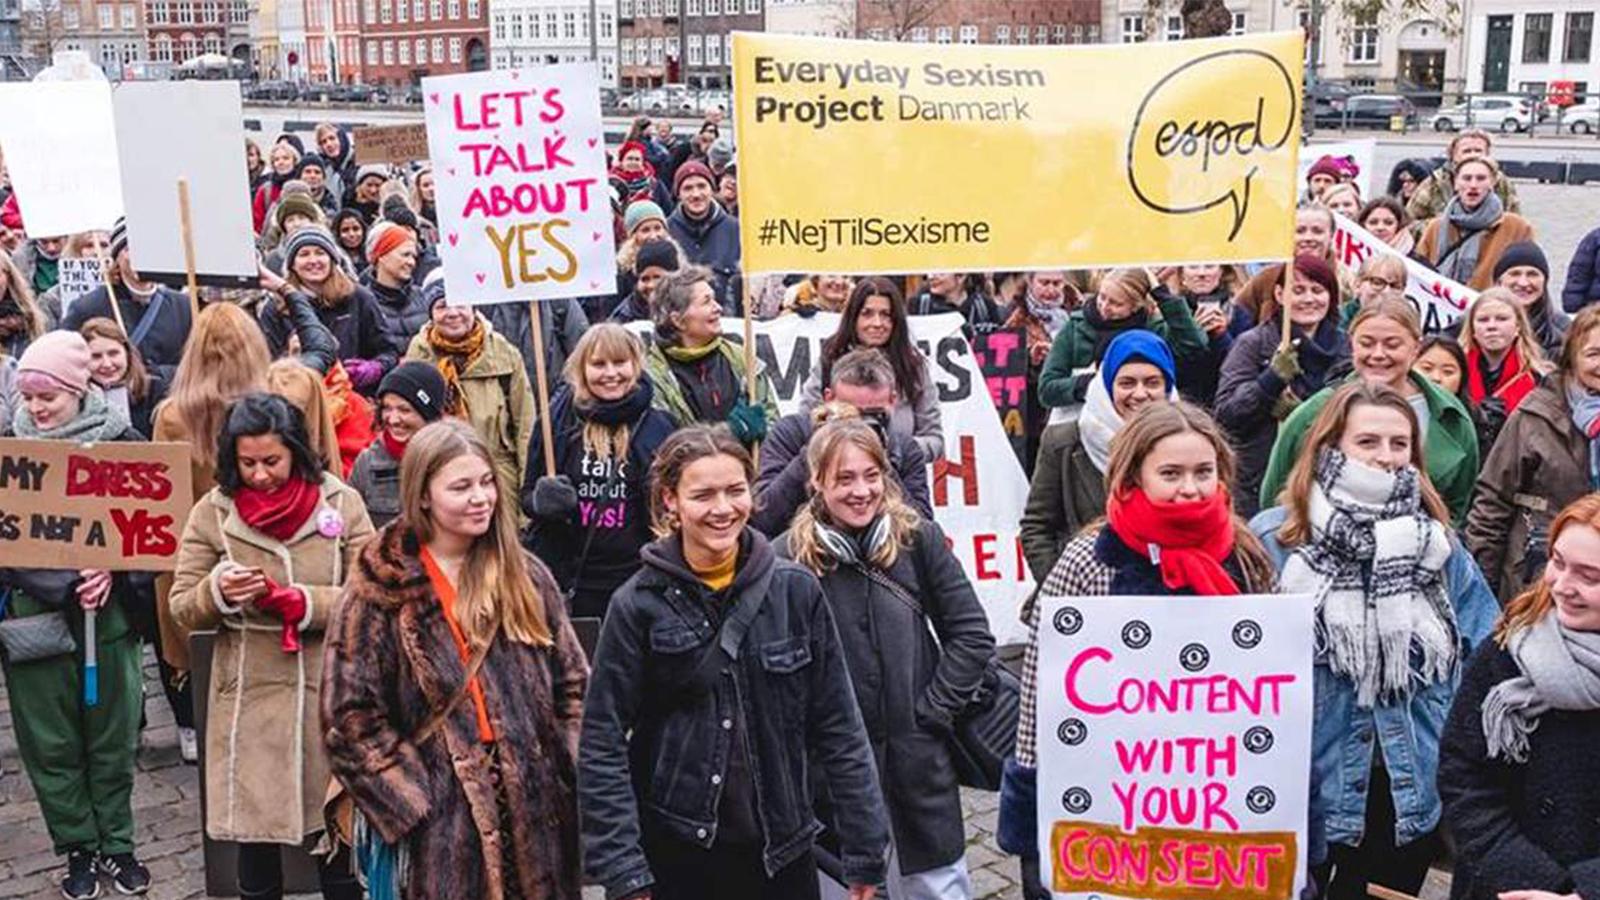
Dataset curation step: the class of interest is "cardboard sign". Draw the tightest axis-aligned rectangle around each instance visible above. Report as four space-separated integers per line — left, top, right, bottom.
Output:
422 63 616 304
0 438 195 571
626 312 1034 643
112 81 257 288
1035 593 1315 900
354 123 431 165
971 328 1031 465
731 31 1304 275
1299 138 1377 200
1332 211 1475 331
55 258 105 321
0 81 125 237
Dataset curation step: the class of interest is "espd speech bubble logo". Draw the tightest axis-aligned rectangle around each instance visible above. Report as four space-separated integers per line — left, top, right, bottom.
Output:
1126 49 1297 241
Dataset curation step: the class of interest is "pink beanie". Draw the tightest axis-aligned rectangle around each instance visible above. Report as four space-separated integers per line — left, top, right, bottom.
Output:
17 331 92 396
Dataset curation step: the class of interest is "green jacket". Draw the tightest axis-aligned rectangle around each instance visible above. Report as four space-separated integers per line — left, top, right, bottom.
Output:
1259 371 1480 524
1037 290 1208 409
643 337 780 429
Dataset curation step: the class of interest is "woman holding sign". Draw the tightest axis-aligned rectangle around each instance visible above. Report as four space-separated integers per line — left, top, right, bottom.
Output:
168 392 373 900
1440 492 1600 900
1250 380 1497 900
1 331 152 899
1004 402 1275 900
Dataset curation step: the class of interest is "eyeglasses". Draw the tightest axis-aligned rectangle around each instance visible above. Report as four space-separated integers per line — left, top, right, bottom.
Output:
1362 275 1406 292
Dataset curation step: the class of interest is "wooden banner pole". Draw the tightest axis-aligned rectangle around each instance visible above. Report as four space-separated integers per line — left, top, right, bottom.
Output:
742 280 760 467
1279 257 1296 350
176 178 201 321
96 241 128 335
528 300 557 478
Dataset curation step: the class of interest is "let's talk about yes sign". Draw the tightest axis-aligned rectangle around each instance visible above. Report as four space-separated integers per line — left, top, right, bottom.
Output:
422 63 616 304
732 31 1303 274
1035 594 1314 900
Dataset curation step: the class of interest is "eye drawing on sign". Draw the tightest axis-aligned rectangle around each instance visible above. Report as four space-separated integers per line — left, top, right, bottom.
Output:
1125 49 1299 241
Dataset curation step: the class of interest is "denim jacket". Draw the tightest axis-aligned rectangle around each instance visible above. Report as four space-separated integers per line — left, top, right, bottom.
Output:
1250 507 1498 865
578 530 889 899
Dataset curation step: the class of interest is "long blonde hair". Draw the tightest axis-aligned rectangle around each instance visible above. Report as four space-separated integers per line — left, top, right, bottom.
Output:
787 418 922 574
159 302 271 469
562 323 644 462
401 419 552 647
265 359 343 473
1459 286 1549 372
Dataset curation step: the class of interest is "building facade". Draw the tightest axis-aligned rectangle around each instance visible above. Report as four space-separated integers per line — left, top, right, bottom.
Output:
142 0 227 64
489 0 617 85
765 0 849 37
1462 1 1594 100
305 0 361 80
20 0 144 72
615 0 672 88
857 0 1100 46
617 0 761 90
360 0 488 87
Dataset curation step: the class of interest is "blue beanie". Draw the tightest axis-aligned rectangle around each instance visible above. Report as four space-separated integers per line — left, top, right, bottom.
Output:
1100 330 1176 394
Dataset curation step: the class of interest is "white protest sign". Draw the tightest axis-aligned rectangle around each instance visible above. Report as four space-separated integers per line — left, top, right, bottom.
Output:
627 312 1034 643
112 81 256 286
55 258 104 321
1036 593 1314 900
422 63 615 304
1300 139 1377 199
1332 211 1475 330
0 81 124 236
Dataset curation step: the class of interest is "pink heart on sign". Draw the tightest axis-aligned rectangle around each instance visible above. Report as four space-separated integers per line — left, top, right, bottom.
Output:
446 166 456 176
428 92 440 105
447 233 459 246
475 273 486 284
590 280 601 291
586 137 598 149
591 231 602 242
509 70 520 79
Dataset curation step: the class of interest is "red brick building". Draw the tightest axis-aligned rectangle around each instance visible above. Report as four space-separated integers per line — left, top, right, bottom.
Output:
306 0 363 81
618 0 760 90
142 0 227 64
855 0 1100 45
359 0 488 88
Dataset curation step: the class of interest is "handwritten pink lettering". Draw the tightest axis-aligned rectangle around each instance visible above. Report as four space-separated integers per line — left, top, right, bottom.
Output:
1062 647 1296 716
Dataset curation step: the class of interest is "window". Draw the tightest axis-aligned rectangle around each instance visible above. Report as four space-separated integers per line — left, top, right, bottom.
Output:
429 0 440 19
493 12 504 39
665 0 677 15
1072 23 1083 42
705 33 719 63
909 26 927 42
398 39 409 62
62 5 79 28
415 38 425 61
1565 12 1593 63
648 0 660 15
154 33 171 58
413 0 422 19
744 0 757 13
449 35 461 61
1034 24 1047 42
204 33 219 53
363 0 374 22
1348 13 1378 62
600 10 612 38
1230 11 1245 35
379 0 390 23
432 36 442 60
382 38 393 63
205 1 218 24
620 36 633 65
650 35 663 64
1087 23 1099 42
619 0 630 15
1164 14 1182 40
994 24 1009 44
934 26 950 43
395 0 406 23
446 0 458 19
687 32 701 63
1121 15 1142 42
121 4 135 28
867 27 883 40
1052 24 1066 43
544 11 555 36
686 0 698 13
177 1 193 23
562 9 574 37
1014 25 1027 45
147 2 168 24
1523 12 1552 62
958 24 976 43
365 40 376 63
724 31 731 62
704 0 717 13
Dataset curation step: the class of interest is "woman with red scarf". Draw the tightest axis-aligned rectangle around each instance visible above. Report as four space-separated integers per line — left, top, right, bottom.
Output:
169 393 375 900
1458 286 1552 452
609 140 671 211
1000 401 1276 900
349 361 449 528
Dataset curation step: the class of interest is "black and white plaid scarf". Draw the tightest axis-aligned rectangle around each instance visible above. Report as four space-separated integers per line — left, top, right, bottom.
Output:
1281 450 1457 707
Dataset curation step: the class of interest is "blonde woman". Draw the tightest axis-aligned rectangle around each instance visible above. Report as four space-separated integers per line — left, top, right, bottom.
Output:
779 418 996 900
322 418 587 900
1344 253 1408 324
521 323 677 619
1459 286 1552 450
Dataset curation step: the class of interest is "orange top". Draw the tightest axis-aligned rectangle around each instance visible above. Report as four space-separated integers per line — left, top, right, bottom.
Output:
420 547 495 744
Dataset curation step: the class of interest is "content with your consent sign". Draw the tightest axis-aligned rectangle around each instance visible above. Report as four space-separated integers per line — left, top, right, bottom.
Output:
732 31 1304 274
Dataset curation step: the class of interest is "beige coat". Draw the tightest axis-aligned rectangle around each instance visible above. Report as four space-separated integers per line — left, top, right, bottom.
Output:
168 476 374 844
150 399 219 672
405 323 535 499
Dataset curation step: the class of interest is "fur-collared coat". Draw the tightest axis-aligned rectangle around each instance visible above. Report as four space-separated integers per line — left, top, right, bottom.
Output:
320 522 589 900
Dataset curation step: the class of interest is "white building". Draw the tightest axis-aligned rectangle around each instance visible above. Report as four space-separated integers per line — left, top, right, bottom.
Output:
275 0 305 80
764 0 850 37
1462 2 1595 99
489 0 617 86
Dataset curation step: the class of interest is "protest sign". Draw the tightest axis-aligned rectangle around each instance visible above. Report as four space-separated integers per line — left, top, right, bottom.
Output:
1035 593 1314 900
970 328 1030 465
354 123 431 165
731 31 1303 275
112 81 257 287
1331 211 1474 330
0 80 124 237
54 258 105 321
422 63 616 305
0 438 195 571
627 312 1034 642
1298 138 1377 199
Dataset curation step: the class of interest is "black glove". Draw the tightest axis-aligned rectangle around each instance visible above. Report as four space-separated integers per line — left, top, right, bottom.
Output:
529 475 579 521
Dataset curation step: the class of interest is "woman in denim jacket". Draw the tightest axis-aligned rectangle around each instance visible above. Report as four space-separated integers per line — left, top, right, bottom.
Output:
1249 381 1498 900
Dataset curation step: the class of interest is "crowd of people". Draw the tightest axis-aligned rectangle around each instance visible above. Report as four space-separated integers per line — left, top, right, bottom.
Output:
1 110 1600 900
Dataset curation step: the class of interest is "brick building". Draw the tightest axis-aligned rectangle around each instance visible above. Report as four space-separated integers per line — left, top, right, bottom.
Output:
306 0 363 81
855 0 1099 45
617 0 760 90
142 0 227 64
359 0 488 87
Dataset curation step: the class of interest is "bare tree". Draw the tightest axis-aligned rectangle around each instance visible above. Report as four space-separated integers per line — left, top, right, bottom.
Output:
856 0 946 40
1180 0 1233 38
1145 0 1461 43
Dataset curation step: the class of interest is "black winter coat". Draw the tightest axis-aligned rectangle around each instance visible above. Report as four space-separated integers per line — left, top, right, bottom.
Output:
60 284 193 380
258 284 401 375
362 273 429 347
1439 639 1600 900
774 521 994 874
750 411 931 536
666 204 742 314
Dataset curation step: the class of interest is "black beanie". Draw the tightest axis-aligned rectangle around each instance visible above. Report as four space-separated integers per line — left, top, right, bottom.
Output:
378 361 448 423
635 239 680 274
1492 241 1549 281
296 153 328 180
108 216 129 260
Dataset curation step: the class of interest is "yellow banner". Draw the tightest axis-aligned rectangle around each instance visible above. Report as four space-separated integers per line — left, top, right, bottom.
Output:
732 31 1304 274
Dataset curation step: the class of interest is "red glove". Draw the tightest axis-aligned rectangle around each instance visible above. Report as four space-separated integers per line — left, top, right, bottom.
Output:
256 577 307 654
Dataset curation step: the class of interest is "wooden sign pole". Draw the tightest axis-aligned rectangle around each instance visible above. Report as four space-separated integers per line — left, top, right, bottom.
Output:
528 300 557 478
742 280 760 467
176 178 201 321
96 241 128 335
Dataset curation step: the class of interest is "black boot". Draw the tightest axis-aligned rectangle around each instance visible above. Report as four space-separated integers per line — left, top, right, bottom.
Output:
1021 851 1050 900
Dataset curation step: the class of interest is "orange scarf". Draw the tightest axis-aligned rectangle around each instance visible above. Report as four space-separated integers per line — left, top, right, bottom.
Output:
419 547 495 744
425 320 486 418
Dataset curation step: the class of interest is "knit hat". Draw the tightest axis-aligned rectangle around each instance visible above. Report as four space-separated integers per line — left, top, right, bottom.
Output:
377 361 448 423
1099 330 1175 394
673 160 715 197
108 216 129 260
355 164 388 187
1492 241 1549 281
1294 253 1340 299
420 267 449 309
275 133 305 156
708 137 735 174
365 219 416 263
617 141 649 165
16 330 92 396
275 193 324 230
635 239 679 274
624 200 666 235
295 153 328 180
1306 155 1344 183
282 225 346 272
280 179 313 199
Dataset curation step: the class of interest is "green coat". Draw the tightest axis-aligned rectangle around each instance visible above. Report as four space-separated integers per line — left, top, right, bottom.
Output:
643 337 780 429
1258 371 1480 524
1037 290 1208 409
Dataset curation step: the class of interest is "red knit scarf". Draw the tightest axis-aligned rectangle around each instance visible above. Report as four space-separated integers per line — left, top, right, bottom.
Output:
1467 344 1536 412
380 429 409 463
234 476 321 542
1106 487 1241 596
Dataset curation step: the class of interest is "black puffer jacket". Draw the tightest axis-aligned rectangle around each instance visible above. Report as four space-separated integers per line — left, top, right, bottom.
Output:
362 273 429 348
258 284 401 379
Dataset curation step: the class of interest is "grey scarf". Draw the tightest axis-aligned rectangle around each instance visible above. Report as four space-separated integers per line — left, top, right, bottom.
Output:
1483 612 1600 763
12 385 131 443
1436 191 1504 285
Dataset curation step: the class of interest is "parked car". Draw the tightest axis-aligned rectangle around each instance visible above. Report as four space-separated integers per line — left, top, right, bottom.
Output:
245 80 300 101
1306 80 1361 122
1314 94 1417 129
1432 95 1537 132
1560 101 1599 134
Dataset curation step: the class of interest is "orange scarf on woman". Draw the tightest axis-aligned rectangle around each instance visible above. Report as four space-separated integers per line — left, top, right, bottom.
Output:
425 319 487 417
